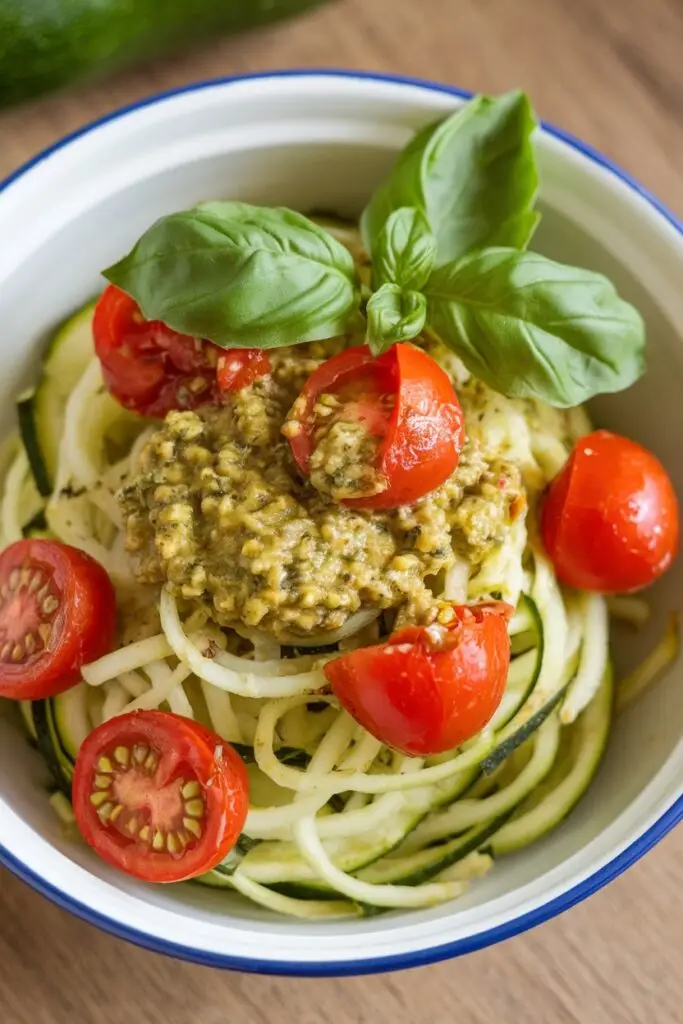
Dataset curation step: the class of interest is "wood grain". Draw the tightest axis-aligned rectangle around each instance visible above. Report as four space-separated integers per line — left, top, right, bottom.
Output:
1 0 682 1019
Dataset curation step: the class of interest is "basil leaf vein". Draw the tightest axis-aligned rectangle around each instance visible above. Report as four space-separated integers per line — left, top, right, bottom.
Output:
424 248 646 406
104 202 361 349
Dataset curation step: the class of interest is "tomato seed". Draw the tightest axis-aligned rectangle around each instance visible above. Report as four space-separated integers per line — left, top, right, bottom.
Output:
184 799 204 819
97 802 115 822
28 571 43 593
183 818 202 839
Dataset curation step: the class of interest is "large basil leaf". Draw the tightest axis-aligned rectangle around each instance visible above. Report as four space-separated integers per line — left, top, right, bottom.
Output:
104 202 361 349
366 284 426 353
425 248 645 407
374 207 436 291
362 91 539 265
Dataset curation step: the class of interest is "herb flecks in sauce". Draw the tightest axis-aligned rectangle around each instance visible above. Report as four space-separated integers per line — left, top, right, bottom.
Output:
120 343 523 641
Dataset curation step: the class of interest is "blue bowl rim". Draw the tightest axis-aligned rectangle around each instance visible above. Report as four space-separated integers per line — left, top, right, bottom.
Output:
0 68 681 977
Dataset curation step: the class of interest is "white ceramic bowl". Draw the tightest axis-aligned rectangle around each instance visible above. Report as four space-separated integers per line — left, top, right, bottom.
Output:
0 71 682 976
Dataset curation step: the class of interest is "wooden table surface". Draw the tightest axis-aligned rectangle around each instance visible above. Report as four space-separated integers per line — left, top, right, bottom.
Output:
1 1 682 1020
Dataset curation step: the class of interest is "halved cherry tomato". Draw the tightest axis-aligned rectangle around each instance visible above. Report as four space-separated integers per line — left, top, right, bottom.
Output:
540 430 679 593
217 349 271 393
324 603 512 755
72 710 249 883
93 285 221 418
93 286 272 418
0 539 116 701
285 343 465 509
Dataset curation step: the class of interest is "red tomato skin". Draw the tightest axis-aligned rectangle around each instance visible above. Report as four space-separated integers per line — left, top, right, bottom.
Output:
217 349 271 392
93 285 221 418
73 711 249 883
286 343 465 510
324 603 512 755
541 430 679 593
0 540 116 701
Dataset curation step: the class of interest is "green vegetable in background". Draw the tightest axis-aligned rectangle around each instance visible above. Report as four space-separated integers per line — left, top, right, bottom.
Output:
0 0 331 108
104 90 646 407
105 203 361 349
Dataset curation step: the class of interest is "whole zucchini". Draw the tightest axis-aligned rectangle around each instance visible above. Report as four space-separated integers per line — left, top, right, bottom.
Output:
0 0 331 108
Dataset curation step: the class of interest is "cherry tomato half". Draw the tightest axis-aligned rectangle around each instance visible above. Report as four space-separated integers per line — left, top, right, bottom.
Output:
73 710 249 883
93 285 221 418
285 343 465 509
324 602 512 755
0 540 116 701
540 430 679 593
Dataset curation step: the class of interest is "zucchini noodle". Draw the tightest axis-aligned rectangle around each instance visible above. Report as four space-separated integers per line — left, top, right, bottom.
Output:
616 613 680 713
160 590 328 698
7 293 664 920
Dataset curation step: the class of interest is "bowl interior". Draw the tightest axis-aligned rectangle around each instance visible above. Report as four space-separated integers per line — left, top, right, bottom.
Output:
0 74 681 971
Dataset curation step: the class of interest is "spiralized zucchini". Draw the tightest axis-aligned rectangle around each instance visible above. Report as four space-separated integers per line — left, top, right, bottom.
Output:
7 310 660 920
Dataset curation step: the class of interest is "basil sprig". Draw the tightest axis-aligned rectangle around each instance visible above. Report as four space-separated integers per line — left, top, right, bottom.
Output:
103 91 646 407
104 202 361 349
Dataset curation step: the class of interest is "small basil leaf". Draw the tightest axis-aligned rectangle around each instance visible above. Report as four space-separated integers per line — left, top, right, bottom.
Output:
366 284 427 354
374 207 437 291
104 202 361 349
424 248 645 407
362 91 539 265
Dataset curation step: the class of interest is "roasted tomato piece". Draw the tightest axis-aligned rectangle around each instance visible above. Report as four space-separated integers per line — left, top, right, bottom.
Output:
324 602 513 755
284 343 465 509
0 539 116 700
72 711 249 883
541 430 679 592
93 285 222 417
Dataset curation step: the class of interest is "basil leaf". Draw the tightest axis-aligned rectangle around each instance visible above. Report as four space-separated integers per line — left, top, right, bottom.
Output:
104 202 361 349
374 207 437 291
424 248 645 407
366 284 426 354
362 91 539 265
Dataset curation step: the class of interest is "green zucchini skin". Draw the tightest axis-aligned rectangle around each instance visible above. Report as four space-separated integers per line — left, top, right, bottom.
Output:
17 392 51 497
0 0 331 108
